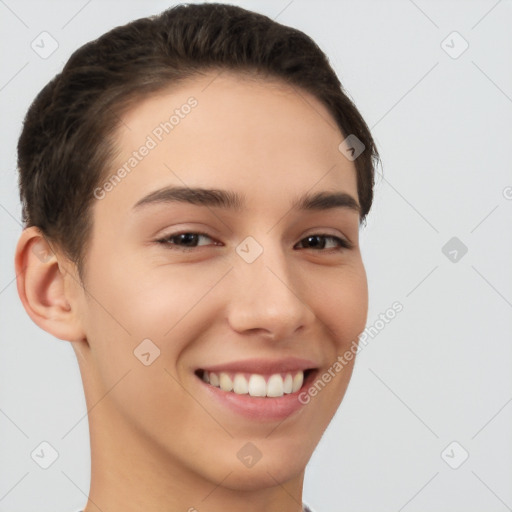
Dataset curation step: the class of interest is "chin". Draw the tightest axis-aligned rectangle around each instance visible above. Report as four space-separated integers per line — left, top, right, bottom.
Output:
210 440 313 491
220 460 308 492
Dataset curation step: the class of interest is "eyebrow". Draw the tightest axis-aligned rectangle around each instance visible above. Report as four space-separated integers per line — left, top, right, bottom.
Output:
133 186 360 214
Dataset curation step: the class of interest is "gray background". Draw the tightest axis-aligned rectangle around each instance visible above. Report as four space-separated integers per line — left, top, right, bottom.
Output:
1 1 511 511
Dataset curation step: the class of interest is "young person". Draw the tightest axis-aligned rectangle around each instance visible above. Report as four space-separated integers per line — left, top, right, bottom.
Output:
15 3 379 511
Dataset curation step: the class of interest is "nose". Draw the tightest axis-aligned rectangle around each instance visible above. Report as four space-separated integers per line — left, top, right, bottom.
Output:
226 243 315 341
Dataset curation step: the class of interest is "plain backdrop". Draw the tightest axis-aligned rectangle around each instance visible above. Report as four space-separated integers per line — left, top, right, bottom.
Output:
1 1 511 511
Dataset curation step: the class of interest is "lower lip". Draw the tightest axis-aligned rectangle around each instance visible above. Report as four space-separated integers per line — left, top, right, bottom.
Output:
197 370 317 421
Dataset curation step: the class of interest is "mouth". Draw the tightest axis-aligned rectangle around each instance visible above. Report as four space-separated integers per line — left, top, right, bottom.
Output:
192 358 319 421
194 368 316 398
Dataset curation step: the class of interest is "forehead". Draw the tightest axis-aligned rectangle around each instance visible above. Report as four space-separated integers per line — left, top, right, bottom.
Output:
100 71 358 215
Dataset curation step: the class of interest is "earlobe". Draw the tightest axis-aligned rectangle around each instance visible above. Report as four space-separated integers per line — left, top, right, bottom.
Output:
15 226 86 342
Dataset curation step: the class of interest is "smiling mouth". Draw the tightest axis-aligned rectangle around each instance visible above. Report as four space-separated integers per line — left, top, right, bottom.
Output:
194 368 316 398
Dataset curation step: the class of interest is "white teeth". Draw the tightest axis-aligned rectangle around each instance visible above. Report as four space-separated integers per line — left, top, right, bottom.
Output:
283 373 293 394
219 373 233 392
292 372 304 393
202 370 305 398
248 374 267 397
266 374 284 397
233 373 249 394
209 372 219 387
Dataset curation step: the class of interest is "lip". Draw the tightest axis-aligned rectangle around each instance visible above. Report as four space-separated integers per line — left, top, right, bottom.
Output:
194 358 319 422
197 357 318 375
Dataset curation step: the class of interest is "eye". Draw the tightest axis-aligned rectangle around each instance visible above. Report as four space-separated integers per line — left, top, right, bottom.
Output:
155 231 352 252
295 234 353 251
156 232 219 250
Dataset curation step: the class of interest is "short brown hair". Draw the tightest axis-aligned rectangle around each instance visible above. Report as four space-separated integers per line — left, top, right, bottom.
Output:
17 2 380 276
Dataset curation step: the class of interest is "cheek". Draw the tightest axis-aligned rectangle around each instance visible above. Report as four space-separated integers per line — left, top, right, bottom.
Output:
77 257 223 435
80 252 230 368
86 242 210 325
314 263 368 348
300 265 367 426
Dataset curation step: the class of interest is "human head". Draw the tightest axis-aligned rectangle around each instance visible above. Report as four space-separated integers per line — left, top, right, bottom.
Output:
15 3 380 509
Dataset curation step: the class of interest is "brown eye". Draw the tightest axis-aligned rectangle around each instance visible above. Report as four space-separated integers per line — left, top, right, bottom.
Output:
156 232 218 250
296 234 352 251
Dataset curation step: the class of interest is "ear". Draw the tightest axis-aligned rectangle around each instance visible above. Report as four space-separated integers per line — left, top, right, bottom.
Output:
15 226 86 342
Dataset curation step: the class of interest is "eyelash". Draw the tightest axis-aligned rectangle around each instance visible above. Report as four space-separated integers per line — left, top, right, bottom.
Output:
155 231 353 252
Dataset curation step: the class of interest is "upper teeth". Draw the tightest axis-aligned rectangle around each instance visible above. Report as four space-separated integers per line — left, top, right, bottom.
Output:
202 371 304 398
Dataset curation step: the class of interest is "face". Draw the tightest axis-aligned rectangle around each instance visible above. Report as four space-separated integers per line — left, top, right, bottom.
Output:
72 71 368 491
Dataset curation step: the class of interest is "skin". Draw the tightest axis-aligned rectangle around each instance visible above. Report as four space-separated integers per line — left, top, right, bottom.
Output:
15 70 368 512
